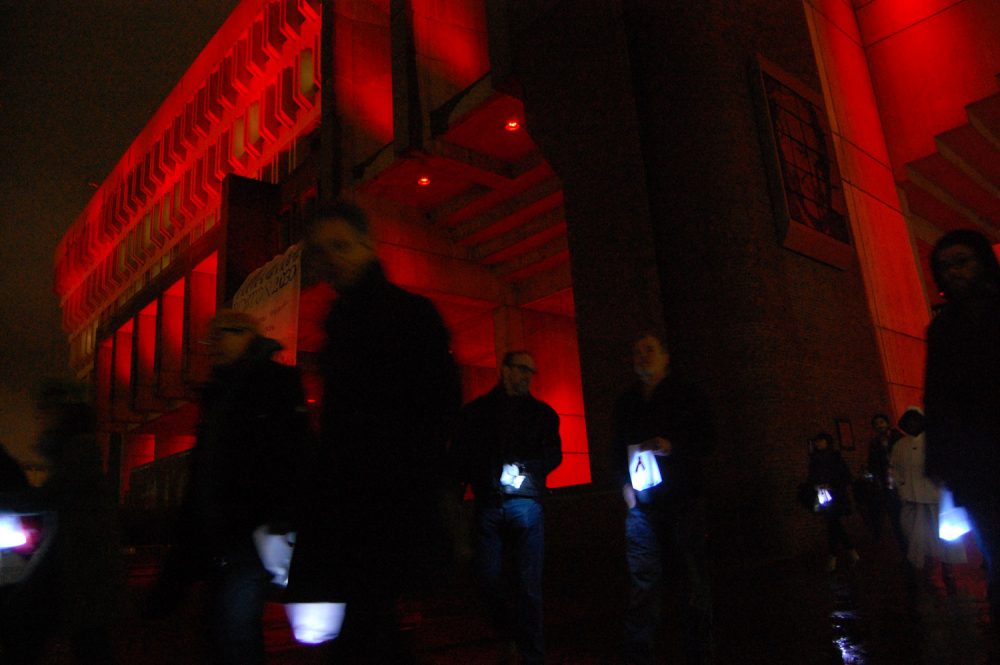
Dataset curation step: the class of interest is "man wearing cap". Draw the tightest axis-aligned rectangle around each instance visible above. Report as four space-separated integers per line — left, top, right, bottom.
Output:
163 309 308 665
450 350 562 665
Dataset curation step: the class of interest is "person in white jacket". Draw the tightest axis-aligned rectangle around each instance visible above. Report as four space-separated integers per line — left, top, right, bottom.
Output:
890 407 966 594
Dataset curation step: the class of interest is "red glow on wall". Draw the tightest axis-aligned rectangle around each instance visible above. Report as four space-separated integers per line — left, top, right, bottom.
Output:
135 302 158 407
157 434 196 458
113 319 135 407
333 3 394 146
122 433 156 494
858 0 1000 178
520 305 590 488
159 277 186 397
187 254 218 383
54 0 322 331
410 0 490 89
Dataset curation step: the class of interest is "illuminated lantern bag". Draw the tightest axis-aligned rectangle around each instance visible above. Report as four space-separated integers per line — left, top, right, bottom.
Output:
0 512 51 587
627 444 663 492
285 601 347 645
267 527 347 645
252 526 295 587
499 463 526 490
938 487 972 541
0 514 28 550
813 485 834 513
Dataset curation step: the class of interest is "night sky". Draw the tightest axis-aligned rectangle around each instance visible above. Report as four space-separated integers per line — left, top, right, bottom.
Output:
0 1 240 460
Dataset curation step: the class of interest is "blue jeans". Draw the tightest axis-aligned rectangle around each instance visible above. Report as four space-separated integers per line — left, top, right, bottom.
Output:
475 497 545 665
625 503 714 665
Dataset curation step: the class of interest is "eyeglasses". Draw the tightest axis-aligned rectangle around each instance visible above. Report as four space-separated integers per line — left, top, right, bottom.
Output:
507 363 537 375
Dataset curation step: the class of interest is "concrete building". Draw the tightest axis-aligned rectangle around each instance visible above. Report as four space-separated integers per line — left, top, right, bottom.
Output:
53 0 1000 561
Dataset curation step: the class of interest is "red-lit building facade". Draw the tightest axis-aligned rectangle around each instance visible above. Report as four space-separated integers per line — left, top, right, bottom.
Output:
53 0 1000 560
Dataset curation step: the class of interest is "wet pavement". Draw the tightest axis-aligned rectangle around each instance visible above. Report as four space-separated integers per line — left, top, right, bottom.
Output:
28 490 1000 663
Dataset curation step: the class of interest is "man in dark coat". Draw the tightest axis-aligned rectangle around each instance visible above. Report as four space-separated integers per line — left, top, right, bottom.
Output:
157 309 308 665
287 202 461 663
924 228 1000 632
451 350 562 665
614 332 715 665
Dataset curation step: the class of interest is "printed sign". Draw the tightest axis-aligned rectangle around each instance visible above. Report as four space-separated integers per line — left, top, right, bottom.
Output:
627 444 663 492
232 243 302 365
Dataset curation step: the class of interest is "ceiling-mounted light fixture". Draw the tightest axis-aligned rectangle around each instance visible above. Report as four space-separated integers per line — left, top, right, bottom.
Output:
505 118 521 132
417 175 431 187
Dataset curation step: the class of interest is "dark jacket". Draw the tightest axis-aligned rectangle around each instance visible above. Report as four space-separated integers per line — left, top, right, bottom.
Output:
866 428 902 490
806 448 852 516
0 444 28 492
287 262 462 602
0 406 123 633
924 295 1000 504
613 375 715 510
189 335 308 555
452 385 562 503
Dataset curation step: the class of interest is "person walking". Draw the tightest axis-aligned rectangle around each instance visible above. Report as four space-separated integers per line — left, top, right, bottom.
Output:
287 201 462 664
615 332 715 665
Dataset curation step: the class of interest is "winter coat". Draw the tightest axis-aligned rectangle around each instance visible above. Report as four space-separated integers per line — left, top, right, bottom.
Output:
0 410 123 634
612 375 715 511
187 335 308 558
890 433 940 504
866 428 902 490
806 448 852 516
286 262 462 603
451 385 562 503
924 296 1000 505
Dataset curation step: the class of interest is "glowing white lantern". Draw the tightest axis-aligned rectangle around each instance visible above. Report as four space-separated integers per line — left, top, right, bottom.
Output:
627 444 663 492
285 602 346 644
0 515 27 550
939 488 972 542
815 486 833 510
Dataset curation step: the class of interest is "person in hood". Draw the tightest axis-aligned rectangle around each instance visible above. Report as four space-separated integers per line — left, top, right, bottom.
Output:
152 309 308 665
451 350 562 665
924 228 1000 630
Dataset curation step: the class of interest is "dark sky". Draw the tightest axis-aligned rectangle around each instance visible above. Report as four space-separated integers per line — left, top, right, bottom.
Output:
0 1 240 458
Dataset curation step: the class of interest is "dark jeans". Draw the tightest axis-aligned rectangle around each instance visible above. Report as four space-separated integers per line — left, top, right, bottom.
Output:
208 548 270 665
475 497 545 665
824 513 853 555
625 503 714 665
